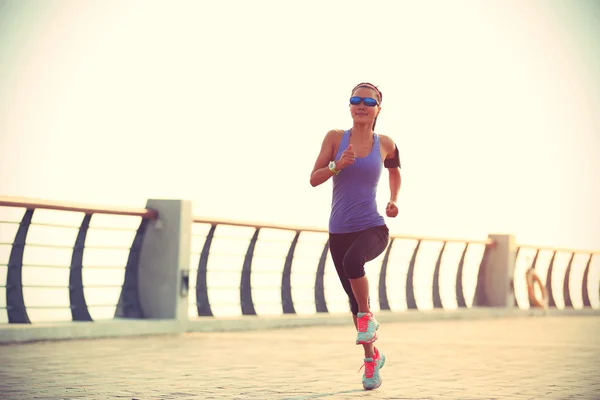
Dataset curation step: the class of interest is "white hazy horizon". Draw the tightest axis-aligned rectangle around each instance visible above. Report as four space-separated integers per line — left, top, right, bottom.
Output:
1 0 600 251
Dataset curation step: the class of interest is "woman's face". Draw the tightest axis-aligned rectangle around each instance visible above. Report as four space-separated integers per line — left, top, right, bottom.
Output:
349 87 381 127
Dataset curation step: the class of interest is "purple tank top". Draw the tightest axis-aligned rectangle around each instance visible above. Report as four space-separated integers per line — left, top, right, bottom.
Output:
329 130 385 234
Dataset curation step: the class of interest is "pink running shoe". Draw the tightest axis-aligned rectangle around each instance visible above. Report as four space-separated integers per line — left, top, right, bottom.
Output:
359 346 386 390
356 312 379 345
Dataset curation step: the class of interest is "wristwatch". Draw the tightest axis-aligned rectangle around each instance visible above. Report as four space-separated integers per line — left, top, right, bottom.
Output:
328 161 340 175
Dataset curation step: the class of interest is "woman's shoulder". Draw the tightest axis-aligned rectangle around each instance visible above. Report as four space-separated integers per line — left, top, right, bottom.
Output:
325 129 346 139
323 129 346 145
377 133 397 151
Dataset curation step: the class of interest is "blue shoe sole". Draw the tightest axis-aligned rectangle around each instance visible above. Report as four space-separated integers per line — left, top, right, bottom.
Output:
356 332 378 345
364 382 381 391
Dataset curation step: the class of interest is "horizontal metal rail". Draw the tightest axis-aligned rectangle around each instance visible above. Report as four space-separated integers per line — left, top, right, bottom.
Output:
14 284 124 289
24 304 117 309
192 216 326 233
1 243 132 250
0 220 138 232
0 196 158 219
192 216 495 245
517 244 599 255
0 264 126 270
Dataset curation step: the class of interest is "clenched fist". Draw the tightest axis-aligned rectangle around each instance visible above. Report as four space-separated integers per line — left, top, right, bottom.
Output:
336 144 355 170
386 201 398 218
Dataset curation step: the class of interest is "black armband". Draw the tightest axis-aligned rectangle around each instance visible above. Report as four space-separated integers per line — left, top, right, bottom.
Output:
384 145 401 168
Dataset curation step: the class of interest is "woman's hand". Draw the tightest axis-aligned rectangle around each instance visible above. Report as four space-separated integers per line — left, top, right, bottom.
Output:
386 201 398 218
336 144 355 170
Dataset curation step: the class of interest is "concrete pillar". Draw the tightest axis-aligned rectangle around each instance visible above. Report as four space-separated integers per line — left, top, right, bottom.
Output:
481 234 517 307
137 199 192 323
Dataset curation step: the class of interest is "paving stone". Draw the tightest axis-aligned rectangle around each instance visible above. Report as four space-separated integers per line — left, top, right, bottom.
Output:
0 315 599 399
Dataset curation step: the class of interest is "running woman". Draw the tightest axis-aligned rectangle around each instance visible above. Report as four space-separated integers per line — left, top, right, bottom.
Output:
309 82 401 390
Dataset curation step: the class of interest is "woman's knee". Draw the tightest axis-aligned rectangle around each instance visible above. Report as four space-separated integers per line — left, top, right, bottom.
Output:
343 255 366 279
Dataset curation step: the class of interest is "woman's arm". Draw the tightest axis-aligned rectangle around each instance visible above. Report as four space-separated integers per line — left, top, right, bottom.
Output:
381 135 402 217
388 167 401 203
310 130 337 187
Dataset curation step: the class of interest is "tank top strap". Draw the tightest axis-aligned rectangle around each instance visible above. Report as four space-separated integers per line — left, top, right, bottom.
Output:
365 133 381 161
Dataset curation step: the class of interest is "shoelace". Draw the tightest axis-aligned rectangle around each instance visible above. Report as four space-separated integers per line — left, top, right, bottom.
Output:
358 360 376 378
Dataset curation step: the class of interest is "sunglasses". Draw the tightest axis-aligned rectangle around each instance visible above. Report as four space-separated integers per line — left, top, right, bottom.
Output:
349 96 379 107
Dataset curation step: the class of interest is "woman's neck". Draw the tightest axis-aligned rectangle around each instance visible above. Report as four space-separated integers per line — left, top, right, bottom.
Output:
351 123 374 141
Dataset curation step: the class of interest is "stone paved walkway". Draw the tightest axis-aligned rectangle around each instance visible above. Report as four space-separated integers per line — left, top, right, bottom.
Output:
1 315 599 399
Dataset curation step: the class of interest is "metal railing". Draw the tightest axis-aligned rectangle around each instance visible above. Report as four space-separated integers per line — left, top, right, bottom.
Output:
1 196 598 324
189 216 495 317
0 196 158 323
514 244 599 309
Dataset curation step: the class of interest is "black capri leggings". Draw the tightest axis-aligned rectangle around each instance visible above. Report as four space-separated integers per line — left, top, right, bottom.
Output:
329 224 390 316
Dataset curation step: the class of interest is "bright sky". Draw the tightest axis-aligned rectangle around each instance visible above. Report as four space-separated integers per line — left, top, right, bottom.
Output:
1 0 599 251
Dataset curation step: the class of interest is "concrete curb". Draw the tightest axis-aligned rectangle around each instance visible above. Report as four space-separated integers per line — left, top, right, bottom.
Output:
1 307 599 344
0 319 184 344
185 307 600 332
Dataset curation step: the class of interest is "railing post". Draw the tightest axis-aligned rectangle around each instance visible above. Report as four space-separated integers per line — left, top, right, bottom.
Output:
6 209 34 323
240 228 260 316
406 240 421 310
196 224 216 317
477 234 517 307
137 199 192 326
315 240 330 313
281 231 301 315
69 214 93 321
378 239 394 311
455 243 469 308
